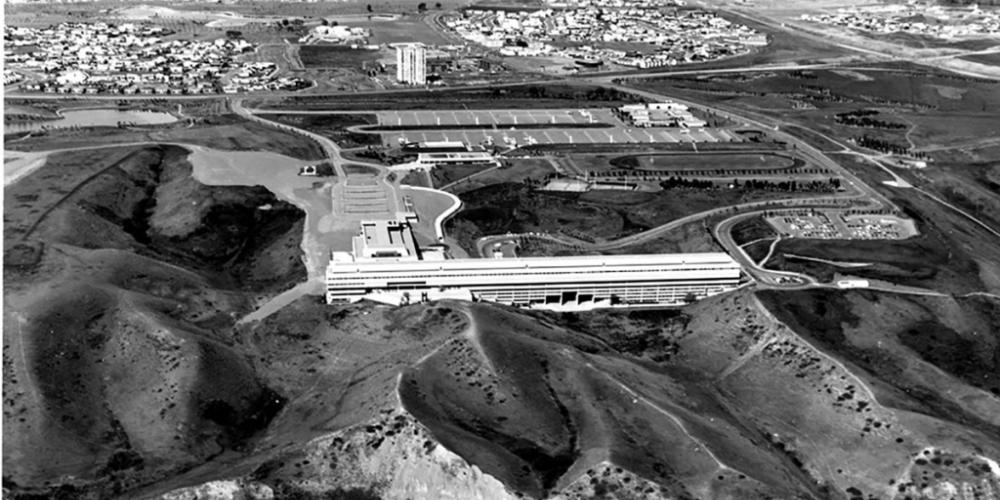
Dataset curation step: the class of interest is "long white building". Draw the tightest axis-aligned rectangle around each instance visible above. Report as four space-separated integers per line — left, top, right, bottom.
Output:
326 220 741 309
327 253 741 310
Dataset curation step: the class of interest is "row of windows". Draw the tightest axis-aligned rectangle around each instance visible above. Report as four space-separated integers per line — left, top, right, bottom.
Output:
328 267 738 281
328 279 738 292
329 284 732 297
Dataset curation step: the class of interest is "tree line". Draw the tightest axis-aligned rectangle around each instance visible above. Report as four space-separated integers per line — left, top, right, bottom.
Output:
835 109 906 130
658 176 842 192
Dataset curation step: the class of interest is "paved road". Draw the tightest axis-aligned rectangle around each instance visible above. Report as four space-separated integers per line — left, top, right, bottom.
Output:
232 97 404 217
716 6 1000 81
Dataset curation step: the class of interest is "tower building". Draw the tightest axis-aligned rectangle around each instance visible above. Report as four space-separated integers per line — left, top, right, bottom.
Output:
395 43 426 85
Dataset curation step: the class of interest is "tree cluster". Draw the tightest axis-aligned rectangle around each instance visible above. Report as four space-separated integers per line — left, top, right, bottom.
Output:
656 176 842 192
835 110 906 130
853 134 927 158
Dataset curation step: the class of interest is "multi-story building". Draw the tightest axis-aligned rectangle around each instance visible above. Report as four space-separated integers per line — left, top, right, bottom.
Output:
326 220 742 310
395 42 426 85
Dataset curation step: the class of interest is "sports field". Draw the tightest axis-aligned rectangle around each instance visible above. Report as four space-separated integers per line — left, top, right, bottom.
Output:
613 153 797 171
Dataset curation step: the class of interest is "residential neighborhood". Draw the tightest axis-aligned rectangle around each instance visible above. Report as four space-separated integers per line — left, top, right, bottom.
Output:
444 4 766 69
801 2 1000 40
4 22 310 94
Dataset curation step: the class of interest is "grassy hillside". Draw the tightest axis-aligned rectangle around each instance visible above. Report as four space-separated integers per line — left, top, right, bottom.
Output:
3 145 306 498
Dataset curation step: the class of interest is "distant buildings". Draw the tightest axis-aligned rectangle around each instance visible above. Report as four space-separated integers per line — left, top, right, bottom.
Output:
801 3 1000 39
395 43 426 85
445 5 764 68
4 22 308 95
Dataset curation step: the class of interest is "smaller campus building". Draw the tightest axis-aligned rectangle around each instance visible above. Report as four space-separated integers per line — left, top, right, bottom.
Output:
327 220 742 310
618 102 707 128
416 151 500 167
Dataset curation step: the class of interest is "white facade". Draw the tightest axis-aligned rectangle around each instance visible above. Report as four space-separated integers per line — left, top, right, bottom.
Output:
326 252 742 309
618 102 707 128
416 151 499 167
395 43 426 85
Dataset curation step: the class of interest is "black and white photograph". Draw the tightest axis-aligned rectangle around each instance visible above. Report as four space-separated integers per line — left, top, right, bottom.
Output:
3 0 999 497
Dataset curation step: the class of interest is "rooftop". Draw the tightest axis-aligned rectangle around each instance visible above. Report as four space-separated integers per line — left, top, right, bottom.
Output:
350 220 420 261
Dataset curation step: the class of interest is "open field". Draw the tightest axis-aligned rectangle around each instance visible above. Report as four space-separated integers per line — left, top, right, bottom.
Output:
5 114 325 161
345 15 452 46
430 163 497 188
298 45 382 69
742 238 774 264
246 84 644 111
730 216 777 246
448 158 555 194
399 169 431 188
256 112 381 148
634 66 1000 115
3 98 231 118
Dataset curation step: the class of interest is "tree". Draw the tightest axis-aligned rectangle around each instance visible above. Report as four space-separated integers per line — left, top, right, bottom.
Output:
321 19 329 25
367 3 373 12
435 1 442 7
417 2 428 11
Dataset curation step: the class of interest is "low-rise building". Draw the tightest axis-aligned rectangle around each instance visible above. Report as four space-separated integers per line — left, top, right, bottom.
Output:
416 151 500 167
618 102 707 128
326 220 743 309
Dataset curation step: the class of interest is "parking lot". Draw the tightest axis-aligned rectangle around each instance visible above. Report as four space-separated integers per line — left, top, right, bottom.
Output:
767 211 918 240
378 109 620 127
374 108 740 147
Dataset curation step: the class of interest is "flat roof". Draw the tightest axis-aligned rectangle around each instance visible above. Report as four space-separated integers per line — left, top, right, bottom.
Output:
422 140 467 148
353 220 419 259
419 151 495 159
329 252 740 274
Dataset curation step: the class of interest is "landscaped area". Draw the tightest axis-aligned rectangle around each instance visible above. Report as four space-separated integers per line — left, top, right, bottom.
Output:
256 113 381 148
446 180 830 255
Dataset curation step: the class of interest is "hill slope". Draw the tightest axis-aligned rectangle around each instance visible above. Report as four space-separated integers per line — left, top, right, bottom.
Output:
3 145 305 498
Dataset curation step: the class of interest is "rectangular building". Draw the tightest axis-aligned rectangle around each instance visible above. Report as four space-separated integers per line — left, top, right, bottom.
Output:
618 102 707 128
350 220 420 260
395 43 426 85
327 252 742 309
416 151 500 167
